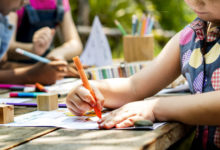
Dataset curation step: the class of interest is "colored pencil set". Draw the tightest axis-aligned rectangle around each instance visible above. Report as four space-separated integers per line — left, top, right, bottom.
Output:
114 13 154 36
133 13 154 36
85 61 149 80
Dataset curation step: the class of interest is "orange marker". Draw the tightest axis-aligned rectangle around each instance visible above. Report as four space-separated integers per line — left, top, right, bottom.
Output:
73 56 102 119
35 83 48 92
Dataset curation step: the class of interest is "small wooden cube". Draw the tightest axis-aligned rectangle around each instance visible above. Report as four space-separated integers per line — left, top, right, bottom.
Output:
37 94 58 111
0 105 14 124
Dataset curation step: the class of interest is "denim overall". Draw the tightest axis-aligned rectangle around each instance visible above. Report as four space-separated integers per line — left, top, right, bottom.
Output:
180 17 220 150
16 0 64 63
0 14 14 60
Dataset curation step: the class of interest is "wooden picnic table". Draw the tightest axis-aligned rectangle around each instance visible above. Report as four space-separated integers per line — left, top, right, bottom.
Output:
0 104 194 150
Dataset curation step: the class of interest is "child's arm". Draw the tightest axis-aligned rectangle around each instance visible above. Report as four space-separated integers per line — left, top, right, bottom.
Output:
154 91 220 125
66 32 181 114
8 12 54 60
0 60 69 85
98 89 220 129
46 11 83 61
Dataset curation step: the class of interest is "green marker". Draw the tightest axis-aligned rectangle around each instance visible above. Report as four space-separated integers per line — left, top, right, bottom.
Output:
114 20 127 36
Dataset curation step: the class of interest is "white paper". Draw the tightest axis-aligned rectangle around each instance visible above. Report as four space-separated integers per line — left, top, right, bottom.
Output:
157 83 190 95
1 108 99 129
45 78 80 95
0 108 166 130
80 16 112 67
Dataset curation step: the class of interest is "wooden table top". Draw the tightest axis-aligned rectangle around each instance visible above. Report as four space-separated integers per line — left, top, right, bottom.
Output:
0 106 193 150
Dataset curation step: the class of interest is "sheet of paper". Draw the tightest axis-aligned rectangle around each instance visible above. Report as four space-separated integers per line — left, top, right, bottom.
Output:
0 108 166 130
157 83 190 95
45 78 80 95
80 16 112 67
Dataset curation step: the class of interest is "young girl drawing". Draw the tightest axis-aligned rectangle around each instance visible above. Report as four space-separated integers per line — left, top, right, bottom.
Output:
66 0 220 149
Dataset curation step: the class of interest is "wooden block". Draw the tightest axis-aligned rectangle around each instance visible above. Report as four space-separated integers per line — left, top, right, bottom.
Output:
37 94 58 111
0 104 14 124
123 35 154 62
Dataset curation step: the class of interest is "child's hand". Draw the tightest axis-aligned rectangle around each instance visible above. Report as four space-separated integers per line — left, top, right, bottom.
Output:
27 60 68 85
98 100 156 129
66 84 104 116
32 27 55 56
66 63 90 78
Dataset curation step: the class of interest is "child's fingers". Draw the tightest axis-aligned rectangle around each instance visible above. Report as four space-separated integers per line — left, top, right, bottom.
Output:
66 100 84 116
99 109 135 129
67 66 80 77
67 106 80 116
35 38 46 47
49 60 68 67
75 86 96 107
66 94 86 115
115 116 143 128
57 73 67 80
51 28 56 36
40 31 53 42
71 94 93 114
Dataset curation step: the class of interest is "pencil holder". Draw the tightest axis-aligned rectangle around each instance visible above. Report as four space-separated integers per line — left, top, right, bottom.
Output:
123 35 154 62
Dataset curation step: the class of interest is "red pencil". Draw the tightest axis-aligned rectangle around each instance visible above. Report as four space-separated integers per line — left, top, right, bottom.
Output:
73 56 102 119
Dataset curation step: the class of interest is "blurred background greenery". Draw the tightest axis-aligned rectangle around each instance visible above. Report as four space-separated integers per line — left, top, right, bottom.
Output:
69 0 196 58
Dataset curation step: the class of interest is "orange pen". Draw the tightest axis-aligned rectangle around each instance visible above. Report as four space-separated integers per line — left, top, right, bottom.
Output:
73 56 102 119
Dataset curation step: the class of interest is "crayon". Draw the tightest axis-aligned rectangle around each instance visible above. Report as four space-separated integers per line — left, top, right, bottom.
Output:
73 56 102 119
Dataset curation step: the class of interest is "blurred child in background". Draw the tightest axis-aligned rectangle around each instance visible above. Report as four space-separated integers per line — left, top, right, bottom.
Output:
8 0 82 63
0 0 72 85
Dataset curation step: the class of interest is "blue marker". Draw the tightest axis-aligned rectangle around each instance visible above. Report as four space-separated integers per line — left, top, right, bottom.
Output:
10 92 46 98
15 48 51 63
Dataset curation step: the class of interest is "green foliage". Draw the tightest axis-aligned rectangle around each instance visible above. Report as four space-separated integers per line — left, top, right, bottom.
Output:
151 0 196 31
69 0 197 58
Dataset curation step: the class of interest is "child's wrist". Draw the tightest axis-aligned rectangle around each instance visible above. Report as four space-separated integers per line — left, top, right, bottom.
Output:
152 97 168 122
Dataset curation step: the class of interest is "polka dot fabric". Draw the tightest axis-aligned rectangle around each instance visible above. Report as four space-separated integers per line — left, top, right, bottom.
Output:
211 68 220 90
180 27 194 46
193 71 204 93
182 50 192 68
180 17 220 149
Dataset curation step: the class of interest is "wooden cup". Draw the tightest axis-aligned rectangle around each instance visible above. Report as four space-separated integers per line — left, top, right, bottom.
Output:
123 35 154 62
